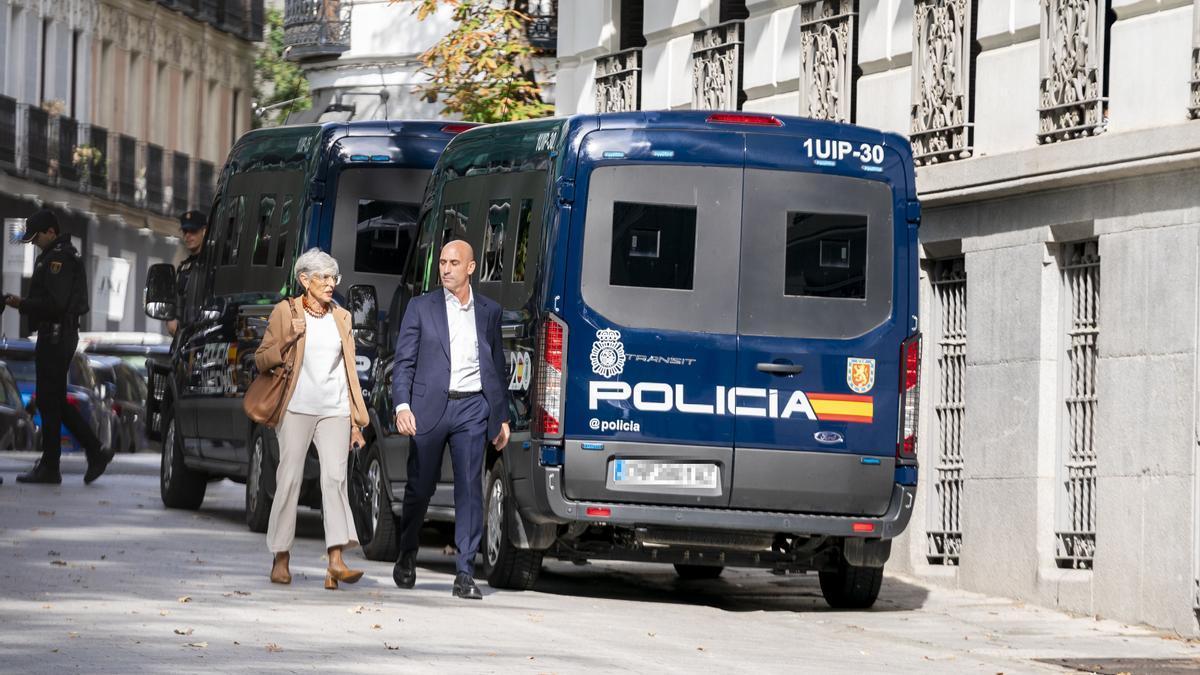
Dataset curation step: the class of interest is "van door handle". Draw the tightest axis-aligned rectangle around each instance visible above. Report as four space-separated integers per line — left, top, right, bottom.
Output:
756 362 804 375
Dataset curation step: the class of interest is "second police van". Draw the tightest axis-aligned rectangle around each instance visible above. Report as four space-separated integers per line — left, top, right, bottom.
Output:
371 110 922 609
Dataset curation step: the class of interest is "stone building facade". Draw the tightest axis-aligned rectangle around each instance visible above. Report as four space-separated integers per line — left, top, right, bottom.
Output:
0 0 260 335
557 0 1200 635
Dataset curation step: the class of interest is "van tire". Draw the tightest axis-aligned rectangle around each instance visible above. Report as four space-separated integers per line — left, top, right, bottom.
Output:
160 412 206 510
482 460 542 590
674 564 724 580
245 426 274 533
819 560 883 609
359 444 399 562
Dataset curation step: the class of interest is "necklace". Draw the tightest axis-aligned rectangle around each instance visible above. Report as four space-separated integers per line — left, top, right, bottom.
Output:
302 296 328 318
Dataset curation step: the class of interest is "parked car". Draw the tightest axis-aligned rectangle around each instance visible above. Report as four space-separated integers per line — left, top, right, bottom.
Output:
88 355 149 453
79 332 171 377
0 361 36 452
0 338 113 453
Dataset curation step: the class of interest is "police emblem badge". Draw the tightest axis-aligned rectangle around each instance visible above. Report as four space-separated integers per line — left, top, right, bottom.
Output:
846 357 875 394
590 328 625 378
49 261 62 274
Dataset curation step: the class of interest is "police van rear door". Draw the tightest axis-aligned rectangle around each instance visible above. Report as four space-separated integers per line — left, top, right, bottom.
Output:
729 135 903 516
564 143 743 507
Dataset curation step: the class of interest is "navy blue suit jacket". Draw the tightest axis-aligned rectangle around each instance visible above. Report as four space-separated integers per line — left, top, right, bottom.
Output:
391 289 510 441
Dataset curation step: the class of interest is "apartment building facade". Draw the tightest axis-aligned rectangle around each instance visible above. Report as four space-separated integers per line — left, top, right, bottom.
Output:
0 0 261 335
557 0 1200 635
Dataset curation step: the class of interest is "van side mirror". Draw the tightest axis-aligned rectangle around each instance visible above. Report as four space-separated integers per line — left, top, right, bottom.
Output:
144 263 177 321
347 284 378 344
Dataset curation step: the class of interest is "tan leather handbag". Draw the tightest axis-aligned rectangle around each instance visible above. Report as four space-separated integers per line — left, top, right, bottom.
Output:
243 301 301 428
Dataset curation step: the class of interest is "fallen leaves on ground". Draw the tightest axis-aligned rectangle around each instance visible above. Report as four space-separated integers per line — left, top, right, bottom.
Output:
159 610 170 616
371 624 381 630
37 511 54 517
173 628 194 636
47 550 60 556
265 643 283 653
221 590 251 598
384 643 400 651
348 605 366 614
186 642 208 649
50 560 67 566
67 632 79 639
177 596 192 603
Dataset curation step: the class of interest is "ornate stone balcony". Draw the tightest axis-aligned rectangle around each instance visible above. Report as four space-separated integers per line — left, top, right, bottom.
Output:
595 49 642 113
284 0 352 62
692 21 743 111
1037 0 1107 143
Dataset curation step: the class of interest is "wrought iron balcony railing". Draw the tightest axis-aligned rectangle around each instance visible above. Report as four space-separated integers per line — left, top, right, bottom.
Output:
26 107 51 177
56 116 79 184
284 0 352 62
145 143 166 213
116 134 137 206
0 96 16 169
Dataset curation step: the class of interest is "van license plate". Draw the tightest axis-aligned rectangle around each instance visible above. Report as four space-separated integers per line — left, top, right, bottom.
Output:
612 460 719 489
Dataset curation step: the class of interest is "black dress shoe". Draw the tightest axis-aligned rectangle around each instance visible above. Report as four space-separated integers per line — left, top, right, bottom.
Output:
452 573 483 600
16 461 62 484
84 447 114 485
392 550 416 589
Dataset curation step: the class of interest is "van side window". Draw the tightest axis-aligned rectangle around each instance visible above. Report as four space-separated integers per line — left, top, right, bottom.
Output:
275 195 293 268
610 201 696 290
512 198 533 283
442 202 470 245
481 198 509 282
221 194 246 266
252 194 276 266
412 209 438 292
355 199 418 275
785 212 867 299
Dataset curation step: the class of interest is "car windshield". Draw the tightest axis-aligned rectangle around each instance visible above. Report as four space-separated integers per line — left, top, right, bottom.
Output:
0 354 36 383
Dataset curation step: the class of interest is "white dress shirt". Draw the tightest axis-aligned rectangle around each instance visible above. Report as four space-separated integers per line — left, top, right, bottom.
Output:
396 287 481 414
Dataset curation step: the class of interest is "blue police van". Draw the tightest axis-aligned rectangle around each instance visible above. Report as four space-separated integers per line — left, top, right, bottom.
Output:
143 120 475 540
370 111 922 609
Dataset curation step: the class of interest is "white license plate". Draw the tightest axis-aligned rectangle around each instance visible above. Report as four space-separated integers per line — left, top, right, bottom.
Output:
612 460 719 489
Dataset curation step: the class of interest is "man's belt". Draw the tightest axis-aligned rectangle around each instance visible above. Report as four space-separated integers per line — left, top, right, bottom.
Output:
447 390 482 400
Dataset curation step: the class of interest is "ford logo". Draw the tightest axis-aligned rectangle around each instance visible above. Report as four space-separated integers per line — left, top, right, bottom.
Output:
814 431 844 444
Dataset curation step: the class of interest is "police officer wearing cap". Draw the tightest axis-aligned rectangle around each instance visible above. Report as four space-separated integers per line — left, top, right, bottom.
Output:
166 210 207 336
3 209 112 485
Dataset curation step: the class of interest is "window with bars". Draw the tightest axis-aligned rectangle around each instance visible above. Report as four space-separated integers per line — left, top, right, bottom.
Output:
927 257 965 566
1056 240 1100 570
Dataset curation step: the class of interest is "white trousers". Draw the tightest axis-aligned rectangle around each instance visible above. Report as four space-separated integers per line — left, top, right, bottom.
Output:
266 411 358 553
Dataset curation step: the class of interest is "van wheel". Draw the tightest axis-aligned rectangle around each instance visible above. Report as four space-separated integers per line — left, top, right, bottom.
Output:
483 460 542 590
359 444 399 562
819 559 883 609
674 564 724 580
245 426 274 533
160 412 206 510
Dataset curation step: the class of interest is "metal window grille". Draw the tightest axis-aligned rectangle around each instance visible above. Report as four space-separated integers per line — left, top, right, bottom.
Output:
1056 240 1099 569
927 257 965 565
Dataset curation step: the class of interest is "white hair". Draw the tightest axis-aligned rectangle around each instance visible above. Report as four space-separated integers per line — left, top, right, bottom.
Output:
293 248 339 283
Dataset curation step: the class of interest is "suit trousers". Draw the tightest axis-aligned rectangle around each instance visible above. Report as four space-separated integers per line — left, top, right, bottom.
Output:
396 394 488 576
267 411 358 553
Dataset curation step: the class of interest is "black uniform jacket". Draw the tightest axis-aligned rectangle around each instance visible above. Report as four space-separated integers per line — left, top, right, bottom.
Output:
19 235 89 326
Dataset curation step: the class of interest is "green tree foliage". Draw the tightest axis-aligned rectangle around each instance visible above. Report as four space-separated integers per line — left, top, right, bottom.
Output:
400 0 552 123
253 8 311 128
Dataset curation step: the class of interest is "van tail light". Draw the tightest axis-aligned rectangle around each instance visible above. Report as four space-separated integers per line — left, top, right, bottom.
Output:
441 123 477 134
705 113 783 127
535 314 567 439
896 334 921 465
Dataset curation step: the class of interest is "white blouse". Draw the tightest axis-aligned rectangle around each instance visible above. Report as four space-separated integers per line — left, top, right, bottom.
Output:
286 311 349 417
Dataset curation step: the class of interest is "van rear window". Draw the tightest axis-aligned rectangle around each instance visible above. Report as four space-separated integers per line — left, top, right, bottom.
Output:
355 199 418 275
610 202 696 290
785 212 867 299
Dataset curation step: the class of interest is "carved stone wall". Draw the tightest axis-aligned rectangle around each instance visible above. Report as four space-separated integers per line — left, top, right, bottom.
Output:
798 0 857 124
1037 0 1107 143
692 21 743 111
911 0 973 166
1190 0 1200 119
595 49 642 113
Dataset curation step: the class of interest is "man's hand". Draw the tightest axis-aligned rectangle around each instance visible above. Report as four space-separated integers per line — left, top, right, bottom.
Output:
3 294 19 309
395 409 417 436
492 422 510 451
350 427 365 450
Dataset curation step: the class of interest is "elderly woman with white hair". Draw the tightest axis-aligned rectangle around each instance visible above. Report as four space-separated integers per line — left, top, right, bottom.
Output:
255 248 369 590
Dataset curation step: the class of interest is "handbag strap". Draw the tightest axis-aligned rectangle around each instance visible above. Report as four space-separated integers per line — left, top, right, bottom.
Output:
279 298 303 371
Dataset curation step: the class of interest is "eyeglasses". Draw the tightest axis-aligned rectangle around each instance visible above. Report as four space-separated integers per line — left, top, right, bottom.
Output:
306 273 341 286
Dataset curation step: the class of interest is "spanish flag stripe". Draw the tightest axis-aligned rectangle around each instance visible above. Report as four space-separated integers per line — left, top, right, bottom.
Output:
807 393 874 403
817 413 874 423
809 399 874 417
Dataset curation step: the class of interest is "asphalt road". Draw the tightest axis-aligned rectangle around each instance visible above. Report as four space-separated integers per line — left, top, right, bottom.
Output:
1 452 1198 674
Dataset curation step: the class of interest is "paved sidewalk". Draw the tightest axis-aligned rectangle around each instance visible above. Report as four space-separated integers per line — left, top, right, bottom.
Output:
0 452 1198 674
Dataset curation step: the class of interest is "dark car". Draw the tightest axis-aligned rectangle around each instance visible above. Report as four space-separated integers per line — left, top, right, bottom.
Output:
79 333 171 377
0 338 113 453
88 355 149 453
0 361 36 452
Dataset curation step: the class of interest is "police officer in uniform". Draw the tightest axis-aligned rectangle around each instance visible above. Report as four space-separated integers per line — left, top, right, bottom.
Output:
3 210 112 485
166 210 206 336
